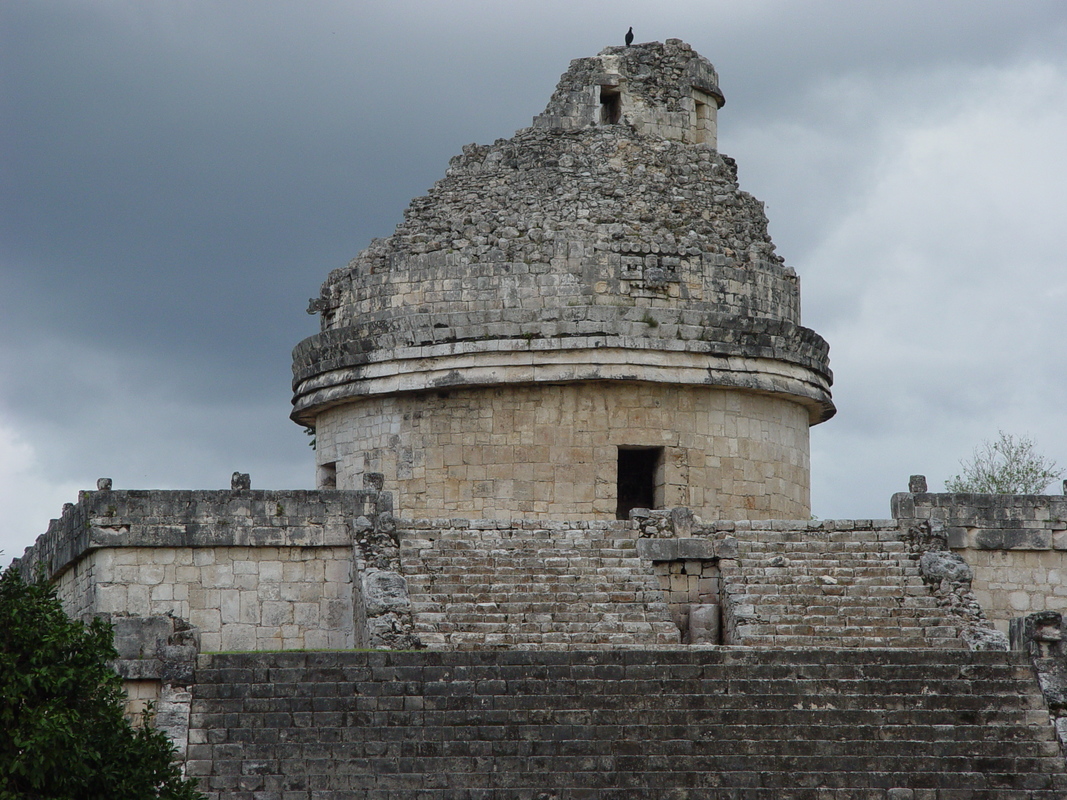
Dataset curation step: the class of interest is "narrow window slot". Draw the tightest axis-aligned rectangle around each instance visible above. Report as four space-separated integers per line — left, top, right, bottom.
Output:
600 87 621 124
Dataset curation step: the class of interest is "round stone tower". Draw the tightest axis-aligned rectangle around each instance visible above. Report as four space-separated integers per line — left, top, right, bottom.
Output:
292 39 834 521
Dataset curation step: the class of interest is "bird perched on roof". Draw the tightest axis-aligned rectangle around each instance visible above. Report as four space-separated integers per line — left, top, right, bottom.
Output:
625 27 634 46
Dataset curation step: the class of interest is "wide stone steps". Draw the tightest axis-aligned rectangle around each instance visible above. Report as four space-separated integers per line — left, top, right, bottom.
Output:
720 529 969 648
188 649 1067 799
403 527 678 650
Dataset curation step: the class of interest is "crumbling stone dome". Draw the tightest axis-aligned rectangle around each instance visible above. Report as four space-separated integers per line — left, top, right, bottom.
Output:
292 39 834 521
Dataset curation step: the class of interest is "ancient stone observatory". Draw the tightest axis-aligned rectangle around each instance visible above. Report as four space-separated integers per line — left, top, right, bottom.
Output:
292 40 835 522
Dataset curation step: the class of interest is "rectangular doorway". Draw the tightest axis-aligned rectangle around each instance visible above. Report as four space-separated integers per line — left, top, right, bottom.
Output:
616 446 663 519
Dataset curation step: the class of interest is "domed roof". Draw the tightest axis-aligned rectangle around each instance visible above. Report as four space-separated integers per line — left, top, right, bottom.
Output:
292 40 833 426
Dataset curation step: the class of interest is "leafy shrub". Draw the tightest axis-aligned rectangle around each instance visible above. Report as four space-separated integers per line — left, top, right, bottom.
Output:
945 431 1063 494
0 568 203 800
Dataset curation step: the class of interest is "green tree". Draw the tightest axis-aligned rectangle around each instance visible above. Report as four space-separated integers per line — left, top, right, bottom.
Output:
0 568 203 800
945 431 1064 494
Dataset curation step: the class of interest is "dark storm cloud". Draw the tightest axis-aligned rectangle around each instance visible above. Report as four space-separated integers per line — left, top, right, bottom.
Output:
2 0 1066 562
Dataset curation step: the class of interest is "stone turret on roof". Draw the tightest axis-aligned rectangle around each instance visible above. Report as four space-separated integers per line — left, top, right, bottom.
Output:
533 38 724 144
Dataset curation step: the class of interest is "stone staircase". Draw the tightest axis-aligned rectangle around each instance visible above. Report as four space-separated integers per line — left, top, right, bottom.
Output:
400 521 680 649
720 525 969 648
189 648 1067 799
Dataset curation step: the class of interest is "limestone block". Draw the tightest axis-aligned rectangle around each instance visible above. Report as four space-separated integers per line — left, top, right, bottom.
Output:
201 564 234 589
238 592 260 624
220 590 240 623
261 601 293 627
976 528 1052 550
220 624 257 651
636 538 716 561
1009 591 1032 612
361 569 411 616
189 608 221 634
126 584 151 616
323 599 351 629
325 560 350 583
192 550 214 567
174 565 199 583
293 602 320 628
961 626 1008 651
259 561 283 582
111 616 173 660
96 584 128 614
304 630 330 649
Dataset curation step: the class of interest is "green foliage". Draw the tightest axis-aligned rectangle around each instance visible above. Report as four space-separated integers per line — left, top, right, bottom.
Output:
945 431 1064 494
0 568 203 800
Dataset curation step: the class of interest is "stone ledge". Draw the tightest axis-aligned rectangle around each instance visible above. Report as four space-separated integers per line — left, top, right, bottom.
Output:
14 488 384 582
895 491 1067 552
636 537 732 561
291 336 834 427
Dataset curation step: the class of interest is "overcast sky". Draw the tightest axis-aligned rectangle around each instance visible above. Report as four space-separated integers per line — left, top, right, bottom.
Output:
2 1 1066 565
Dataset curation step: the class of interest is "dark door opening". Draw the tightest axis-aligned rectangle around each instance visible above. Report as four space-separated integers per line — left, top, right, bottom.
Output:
616 447 663 520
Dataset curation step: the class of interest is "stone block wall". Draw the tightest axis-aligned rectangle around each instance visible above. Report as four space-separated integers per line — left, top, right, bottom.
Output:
315 382 812 521
13 485 386 651
66 545 354 652
893 489 1067 634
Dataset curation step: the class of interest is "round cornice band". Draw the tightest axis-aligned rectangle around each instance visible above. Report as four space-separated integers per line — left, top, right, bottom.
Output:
291 337 835 427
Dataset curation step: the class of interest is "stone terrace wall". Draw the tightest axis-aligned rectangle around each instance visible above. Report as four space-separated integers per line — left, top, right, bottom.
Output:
893 490 1067 634
68 545 353 652
13 484 387 651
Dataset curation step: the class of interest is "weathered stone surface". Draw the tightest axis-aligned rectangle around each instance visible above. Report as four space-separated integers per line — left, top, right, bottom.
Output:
961 625 1009 651
920 549 973 584
636 537 717 560
895 492 1067 633
14 486 383 580
294 39 833 523
975 527 1053 550
360 569 410 616
687 603 720 644
669 505 695 536
187 649 1067 797
315 383 814 521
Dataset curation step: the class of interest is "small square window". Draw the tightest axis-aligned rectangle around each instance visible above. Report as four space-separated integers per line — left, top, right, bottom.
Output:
317 461 337 489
